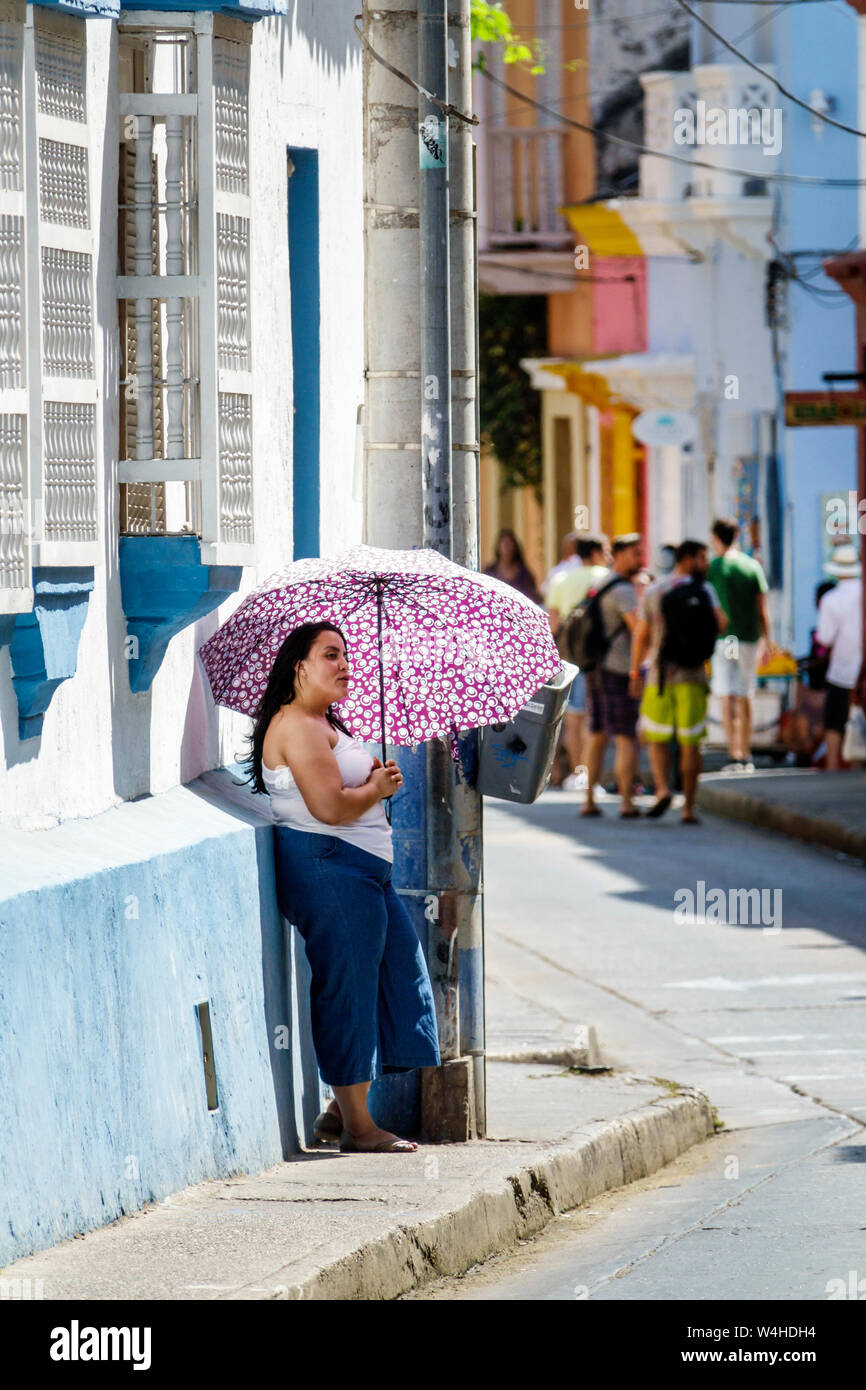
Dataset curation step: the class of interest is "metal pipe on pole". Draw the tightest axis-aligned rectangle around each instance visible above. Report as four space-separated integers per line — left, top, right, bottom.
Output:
361 0 484 1140
418 0 452 558
445 0 485 1138
418 0 459 1071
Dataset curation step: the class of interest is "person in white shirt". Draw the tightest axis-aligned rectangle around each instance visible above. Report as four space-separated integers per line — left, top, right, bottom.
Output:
546 533 609 787
540 531 580 601
815 545 863 770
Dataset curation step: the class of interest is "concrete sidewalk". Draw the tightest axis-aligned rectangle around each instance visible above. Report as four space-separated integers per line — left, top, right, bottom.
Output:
697 768 866 861
2 1043 713 1301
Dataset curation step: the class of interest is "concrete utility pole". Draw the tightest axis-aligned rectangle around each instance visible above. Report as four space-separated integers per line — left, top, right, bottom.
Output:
361 0 484 1140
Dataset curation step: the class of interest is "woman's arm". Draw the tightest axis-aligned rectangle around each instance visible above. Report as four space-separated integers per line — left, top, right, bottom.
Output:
279 720 398 825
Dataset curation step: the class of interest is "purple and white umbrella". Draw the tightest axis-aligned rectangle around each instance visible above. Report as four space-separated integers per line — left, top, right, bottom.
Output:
197 544 561 758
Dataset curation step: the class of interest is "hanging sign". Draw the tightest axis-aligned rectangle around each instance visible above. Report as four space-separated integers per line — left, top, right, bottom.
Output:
631 410 697 448
785 391 866 426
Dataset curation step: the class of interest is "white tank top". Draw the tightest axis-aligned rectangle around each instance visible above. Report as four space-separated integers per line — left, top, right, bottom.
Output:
262 727 393 864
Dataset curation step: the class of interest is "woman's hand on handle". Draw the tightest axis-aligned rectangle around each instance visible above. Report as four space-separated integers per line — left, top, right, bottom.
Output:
370 758 402 800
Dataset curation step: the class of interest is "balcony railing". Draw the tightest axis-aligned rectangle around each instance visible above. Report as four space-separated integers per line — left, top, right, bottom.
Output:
487 126 568 246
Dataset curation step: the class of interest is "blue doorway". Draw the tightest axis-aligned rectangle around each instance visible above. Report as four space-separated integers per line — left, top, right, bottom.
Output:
287 148 320 559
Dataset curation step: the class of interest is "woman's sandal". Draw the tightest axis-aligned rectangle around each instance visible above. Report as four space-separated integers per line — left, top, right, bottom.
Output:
312 1109 342 1144
339 1129 417 1153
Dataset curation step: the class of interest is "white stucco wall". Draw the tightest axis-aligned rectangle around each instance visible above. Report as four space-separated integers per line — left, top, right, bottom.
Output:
0 4 364 829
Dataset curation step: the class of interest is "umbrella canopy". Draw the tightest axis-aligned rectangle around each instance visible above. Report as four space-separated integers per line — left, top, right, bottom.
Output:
197 544 561 750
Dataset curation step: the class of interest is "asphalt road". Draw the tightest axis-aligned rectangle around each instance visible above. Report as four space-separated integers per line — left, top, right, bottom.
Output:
416 786 866 1301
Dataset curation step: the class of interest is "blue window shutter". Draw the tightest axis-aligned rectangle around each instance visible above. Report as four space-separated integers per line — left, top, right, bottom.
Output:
32 0 287 15
288 147 321 561
120 0 287 15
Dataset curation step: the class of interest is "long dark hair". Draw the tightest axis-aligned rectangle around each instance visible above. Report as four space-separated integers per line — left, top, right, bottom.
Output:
243 621 351 794
492 527 527 570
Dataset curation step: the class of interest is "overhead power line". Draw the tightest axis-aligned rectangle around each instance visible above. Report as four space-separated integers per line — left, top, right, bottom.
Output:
352 14 477 125
672 0 866 138
690 0 835 5
476 66 866 187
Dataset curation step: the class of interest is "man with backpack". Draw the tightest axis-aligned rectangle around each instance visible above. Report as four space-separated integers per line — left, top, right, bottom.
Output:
630 539 727 824
565 533 644 818
546 533 610 787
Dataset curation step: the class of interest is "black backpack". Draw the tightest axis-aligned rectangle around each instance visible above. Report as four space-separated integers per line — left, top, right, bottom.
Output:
560 575 631 671
658 579 718 690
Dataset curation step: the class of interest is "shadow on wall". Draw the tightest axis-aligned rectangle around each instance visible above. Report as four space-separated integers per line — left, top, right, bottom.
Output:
180 616 223 786
269 0 360 80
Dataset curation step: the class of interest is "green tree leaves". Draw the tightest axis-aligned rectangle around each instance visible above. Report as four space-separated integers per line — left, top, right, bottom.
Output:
479 294 546 497
470 1 544 72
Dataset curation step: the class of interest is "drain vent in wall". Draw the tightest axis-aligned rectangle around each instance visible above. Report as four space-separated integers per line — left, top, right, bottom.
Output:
195 1000 219 1110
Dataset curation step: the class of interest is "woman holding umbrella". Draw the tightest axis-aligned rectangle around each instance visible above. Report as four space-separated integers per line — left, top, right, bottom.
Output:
247 620 442 1154
200 543 562 1151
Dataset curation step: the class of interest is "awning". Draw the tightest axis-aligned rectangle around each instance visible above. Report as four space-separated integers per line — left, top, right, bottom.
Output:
520 357 632 412
35 0 287 17
560 202 644 258
578 353 695 413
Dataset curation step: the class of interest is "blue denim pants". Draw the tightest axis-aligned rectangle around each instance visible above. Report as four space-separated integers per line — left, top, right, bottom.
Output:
273 827 442 1088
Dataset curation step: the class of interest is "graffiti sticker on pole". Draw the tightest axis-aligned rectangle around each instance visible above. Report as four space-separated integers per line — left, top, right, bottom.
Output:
419 115 447 169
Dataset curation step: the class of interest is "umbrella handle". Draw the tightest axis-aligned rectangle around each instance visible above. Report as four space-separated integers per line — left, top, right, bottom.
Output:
376 576 388 766
376 578 392 824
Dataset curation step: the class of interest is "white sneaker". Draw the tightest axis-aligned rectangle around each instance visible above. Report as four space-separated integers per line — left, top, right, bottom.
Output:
563 770 588 791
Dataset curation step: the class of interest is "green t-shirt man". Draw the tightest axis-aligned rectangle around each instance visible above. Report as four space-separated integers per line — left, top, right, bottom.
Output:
707 548 769 643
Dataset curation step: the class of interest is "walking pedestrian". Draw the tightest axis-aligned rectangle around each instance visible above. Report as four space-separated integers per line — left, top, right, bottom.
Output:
707 517 771 772
483 528 541 604
546 532 609 788
247 621 441 1153
815 544 863 771
580 533 643 819
540 530 580 601
631 540 726 824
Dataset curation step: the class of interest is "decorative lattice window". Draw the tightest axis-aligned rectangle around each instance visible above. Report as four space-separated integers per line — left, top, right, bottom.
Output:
117 13 254 565
0 2 99 618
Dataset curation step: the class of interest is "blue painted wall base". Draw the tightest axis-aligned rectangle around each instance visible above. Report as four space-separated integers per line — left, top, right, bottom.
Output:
119 536 242 693
0 769 322 1267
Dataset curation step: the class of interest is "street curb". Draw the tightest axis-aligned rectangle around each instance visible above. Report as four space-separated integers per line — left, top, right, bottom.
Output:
696 783 866 861
486 1024 600 1069
249 1087 714 1301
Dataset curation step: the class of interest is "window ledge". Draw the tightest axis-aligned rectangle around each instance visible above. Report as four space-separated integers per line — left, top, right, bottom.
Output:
0 569 95 742
119 535 242 693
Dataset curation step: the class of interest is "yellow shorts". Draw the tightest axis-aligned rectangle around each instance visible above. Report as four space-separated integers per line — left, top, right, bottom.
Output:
639 682 707 746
